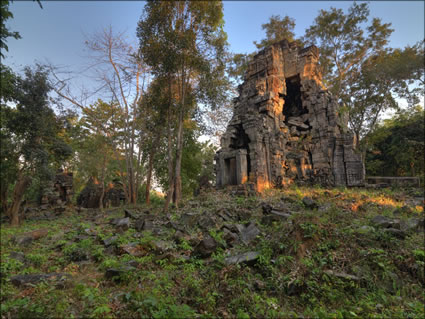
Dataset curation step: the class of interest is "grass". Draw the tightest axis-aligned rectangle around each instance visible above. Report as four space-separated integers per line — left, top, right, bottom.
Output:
1 185 424 318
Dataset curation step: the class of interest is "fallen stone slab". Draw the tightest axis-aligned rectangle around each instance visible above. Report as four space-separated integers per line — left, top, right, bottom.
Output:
383 228 407 239
261 211 291 226
124 209 138 219
287 119 309 130
323 270 360 281
111 217 130 231
401 218 425 233
121 244 145 257
371 215 398 229
225 251 260 266
10 273 71 288
13 229 49 246
236 222 260 244
134 219 145 232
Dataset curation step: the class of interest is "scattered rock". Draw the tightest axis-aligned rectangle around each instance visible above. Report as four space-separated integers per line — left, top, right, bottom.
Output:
115 217 130 231
173 230 186 243
318 203 333 212
105 266 134 282
68 248 89 262
104 245 118 256
401 218 425 233
180 213 199 229
302 197 318 209
193 235 217 257
383 228 407 239
236 222 260 244
323 270 361 281
83 228 97 237
74 235 90 242
126 260 140 268
124 209 138 219
143 220 155 231
103 236 118 247
10 273 71 288
392 206 412 216
9 251 26 263
225 251 260 265
198 215 217 230
151 240 173 254
357 225 375 234
121 244 144 257
134 219 145 232
13 229 49 246
262 203 273 215
371 215 393 228
261 211 291 225
222 227 239 246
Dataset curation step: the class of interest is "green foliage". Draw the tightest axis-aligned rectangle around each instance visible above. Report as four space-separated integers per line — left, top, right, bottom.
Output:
0 0 21 58
366 106 424 179
304 2 393 96
254 14 301 50
0 66 72 212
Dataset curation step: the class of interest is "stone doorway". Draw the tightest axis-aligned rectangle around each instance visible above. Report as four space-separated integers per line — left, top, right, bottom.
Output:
283 75 306 121
225 157 237 185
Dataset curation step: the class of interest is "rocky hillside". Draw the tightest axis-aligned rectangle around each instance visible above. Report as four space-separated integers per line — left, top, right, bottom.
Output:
1 186 424 318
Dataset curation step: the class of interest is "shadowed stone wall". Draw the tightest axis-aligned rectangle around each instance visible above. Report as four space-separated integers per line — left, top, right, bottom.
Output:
216 39 364 191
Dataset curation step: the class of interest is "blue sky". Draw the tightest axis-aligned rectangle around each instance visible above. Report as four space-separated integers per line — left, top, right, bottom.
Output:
4 0 424 74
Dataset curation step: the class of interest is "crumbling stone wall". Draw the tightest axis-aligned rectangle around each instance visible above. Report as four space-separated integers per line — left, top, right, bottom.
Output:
77 178 126 208
216 39 364 191
40 170 73 207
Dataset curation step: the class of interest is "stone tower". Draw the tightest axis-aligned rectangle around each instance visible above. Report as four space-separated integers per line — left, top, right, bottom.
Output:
215 39 364 192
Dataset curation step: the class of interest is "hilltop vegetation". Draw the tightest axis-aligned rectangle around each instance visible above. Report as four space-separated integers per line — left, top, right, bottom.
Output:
1 185 424 318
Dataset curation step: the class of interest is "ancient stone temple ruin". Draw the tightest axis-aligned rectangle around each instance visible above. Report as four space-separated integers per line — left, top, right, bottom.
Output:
77 178 126 209
40 170 74 207
215 39 364 192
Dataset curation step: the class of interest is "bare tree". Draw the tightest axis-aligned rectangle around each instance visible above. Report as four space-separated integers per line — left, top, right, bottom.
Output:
51 26 150 204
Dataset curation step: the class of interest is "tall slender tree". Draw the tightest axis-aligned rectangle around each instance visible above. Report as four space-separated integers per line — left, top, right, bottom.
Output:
138 1 228 209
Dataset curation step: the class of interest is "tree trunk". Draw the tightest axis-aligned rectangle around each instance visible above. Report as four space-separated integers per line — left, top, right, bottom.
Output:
164 103 175 211
99 154 106 209
146 132 161 205
1 185 8 217
173 107 184 207
7 174 31 226
172 65 187 208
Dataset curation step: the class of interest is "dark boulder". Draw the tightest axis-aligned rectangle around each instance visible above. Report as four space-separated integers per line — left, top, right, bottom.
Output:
193 235 217 257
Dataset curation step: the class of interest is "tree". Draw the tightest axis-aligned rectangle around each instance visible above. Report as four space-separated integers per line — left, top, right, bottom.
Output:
52 26 149 205
304 2 393 101
254 14 298 50
0 66 72 225
0 0 42 58
71 100 123 209
302 2 424 167
366 106 424 179
137 0 228 209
